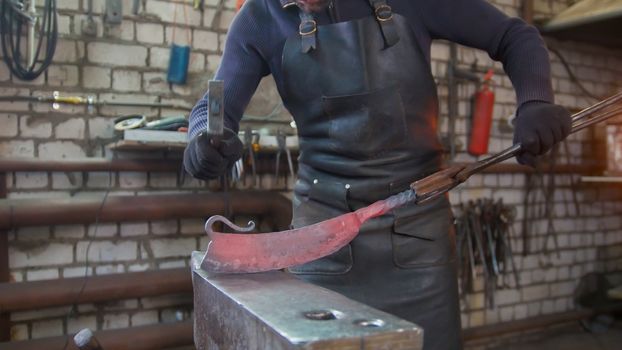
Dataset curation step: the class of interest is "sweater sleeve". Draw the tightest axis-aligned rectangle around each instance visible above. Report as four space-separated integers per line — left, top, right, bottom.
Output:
188 0 270 138
415 0 554 106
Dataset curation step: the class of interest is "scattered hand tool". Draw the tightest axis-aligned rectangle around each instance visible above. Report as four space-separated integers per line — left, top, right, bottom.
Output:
274 130 295 187
200 92 622 274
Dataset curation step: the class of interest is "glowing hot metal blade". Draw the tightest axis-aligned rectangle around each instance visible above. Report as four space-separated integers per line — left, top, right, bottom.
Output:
200 190 417 273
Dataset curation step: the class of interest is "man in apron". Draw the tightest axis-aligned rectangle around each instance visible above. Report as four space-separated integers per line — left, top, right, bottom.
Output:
184 1 571 348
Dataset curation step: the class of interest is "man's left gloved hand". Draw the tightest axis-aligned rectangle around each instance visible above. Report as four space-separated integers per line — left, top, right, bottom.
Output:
513 101 572 167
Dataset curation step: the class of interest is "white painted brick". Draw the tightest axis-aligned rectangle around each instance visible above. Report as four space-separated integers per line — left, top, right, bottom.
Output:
161 309 188 323
149 47 170 69
527 301 541 317
496 289 520 306
219 33 227 51
86 172 115 188
119 171 147 188
53 39 79 62
140 294 192 308
129 263 150 272
0 87 30 111
131 311 159 326
113 69 142 91
15 172 48 189
541 299 555 314
38 141 86 159
0 61 10 81
77 241 137 262
52 172 83 189
544 268 557 282
0 114 18 137
104 299 139 311
557 266 570 280
95 264 126 275
137 23 164 44
514 304 528 320
499 306 513 322
63 266 93 278
159 260 186 269
143 72 171 94
88 117 116 139
550 281 575 297
188 51 206 73
88 43 147 67
531 269 545 283
104 20 135 41
47 65 79 87
0 140 35 157
31 319 63 339
146 1 201 26
147 238 196 258
180 219 204 235
55 224 86 239
57 15 71 34
67 315 97 334
16 226 50 240
120 222 149 237
193 30 219 51
55 118 86 139
57 0 80 10
554 298 570 313
83 66 112 89
149 172 177 188
97 93 159 117
9 243 73 268
10 324 28 341
11 307 69 322
521 284 549 302
27 268 60 281
11 271 23 282
466 293 484 310
103 314 129 330
219 10 236 30
20 116 52 138
165 26 191 46
150 220 179 235
203 8 217 27
207 54 222 72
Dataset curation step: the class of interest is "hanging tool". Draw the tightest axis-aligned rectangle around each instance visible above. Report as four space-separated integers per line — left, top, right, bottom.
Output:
274 130 295 188
468 69 495 156
200 92 622 274
242 127 260 188
457 199 520 309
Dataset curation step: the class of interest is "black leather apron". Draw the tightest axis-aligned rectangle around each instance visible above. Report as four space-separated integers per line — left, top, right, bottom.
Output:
280 2 462 349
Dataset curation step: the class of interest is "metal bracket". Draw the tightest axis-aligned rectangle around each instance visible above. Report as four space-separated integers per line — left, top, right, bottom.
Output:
104 0 123 24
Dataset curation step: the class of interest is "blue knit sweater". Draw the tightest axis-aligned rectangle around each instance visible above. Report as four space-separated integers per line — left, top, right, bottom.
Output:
189 0 554 137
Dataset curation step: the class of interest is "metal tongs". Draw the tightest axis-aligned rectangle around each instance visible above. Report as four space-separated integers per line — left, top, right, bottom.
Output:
412 91 622 203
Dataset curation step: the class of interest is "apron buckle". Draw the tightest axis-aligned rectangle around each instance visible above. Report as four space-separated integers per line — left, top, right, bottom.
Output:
374 4 393 22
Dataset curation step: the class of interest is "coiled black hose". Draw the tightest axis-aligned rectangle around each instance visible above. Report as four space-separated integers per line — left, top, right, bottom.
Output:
0 0 57 80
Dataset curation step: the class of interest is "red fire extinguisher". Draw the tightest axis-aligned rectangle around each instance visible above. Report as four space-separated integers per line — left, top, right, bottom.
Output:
468 69 495 156
236 0 245 11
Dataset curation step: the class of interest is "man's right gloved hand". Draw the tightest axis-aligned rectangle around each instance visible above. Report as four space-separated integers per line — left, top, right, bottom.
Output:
183 128 243 180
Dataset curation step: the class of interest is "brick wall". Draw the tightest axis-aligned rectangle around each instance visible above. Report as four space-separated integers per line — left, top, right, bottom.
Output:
1 0 622 343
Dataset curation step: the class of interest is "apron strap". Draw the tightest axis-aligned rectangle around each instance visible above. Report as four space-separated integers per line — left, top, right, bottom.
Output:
368 0 399 48
298 11 317 53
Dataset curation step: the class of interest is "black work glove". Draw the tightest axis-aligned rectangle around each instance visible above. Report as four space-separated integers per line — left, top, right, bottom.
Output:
183 127 243 180
513 101 572 167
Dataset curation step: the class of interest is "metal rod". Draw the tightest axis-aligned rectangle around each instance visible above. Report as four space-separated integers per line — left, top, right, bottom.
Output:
0 173 8 342
0 191 293 231
0 268 191 312
571 106 622 132
0 321 193 350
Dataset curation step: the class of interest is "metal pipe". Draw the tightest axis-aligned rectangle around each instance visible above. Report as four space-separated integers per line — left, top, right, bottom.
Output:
463 306 622 341
0 158 180 173
0 321 193 350
0 191 293 231
0 173 8 342
0 268 191 312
